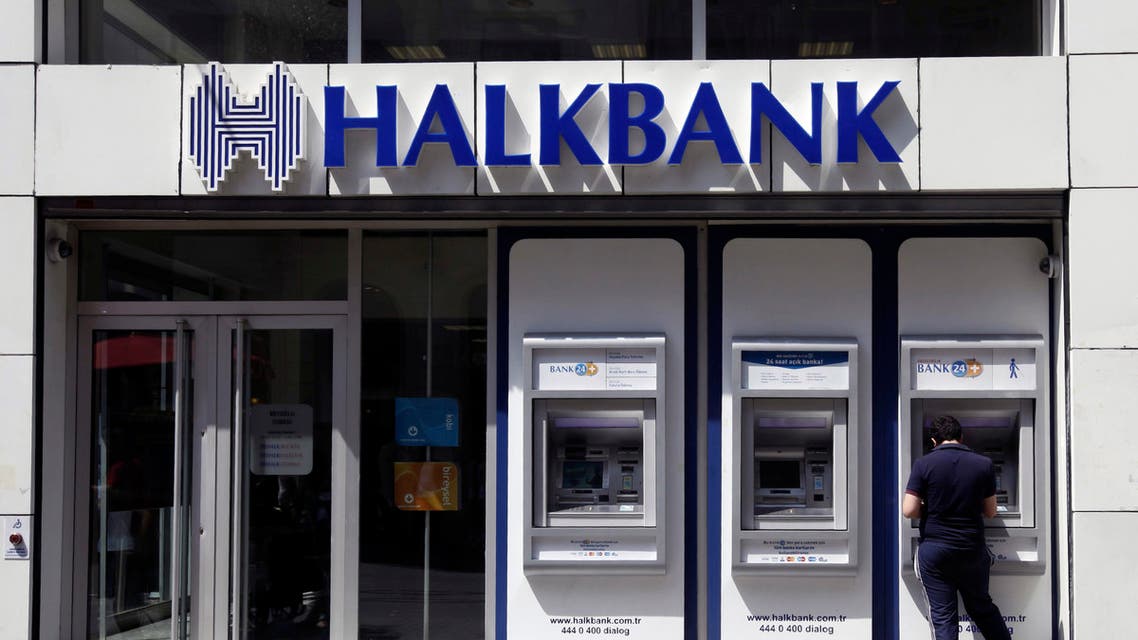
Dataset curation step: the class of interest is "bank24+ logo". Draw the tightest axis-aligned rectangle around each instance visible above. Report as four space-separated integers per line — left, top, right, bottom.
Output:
574 362 599 377
951 358 983 378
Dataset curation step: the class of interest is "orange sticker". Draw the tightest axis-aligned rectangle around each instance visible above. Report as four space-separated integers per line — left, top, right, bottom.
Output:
394 462 460 511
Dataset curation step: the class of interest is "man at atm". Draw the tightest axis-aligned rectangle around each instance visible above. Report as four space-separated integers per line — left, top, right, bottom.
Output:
902 415 1012 640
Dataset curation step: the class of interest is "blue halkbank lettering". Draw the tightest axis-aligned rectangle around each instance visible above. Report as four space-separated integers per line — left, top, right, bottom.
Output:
323 81 902 168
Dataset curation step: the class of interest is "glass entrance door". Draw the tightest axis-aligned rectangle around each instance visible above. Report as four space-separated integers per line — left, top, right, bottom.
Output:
77 315 347 640
217 316 347 640
79 317 211 640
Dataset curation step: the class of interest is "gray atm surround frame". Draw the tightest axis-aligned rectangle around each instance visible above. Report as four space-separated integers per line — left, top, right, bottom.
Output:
522 334 667 574
899 335 1048 575
731 338 859 574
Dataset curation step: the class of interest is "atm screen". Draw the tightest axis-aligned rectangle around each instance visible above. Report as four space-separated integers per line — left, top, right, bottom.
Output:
759 460 802 489
561 460 605 489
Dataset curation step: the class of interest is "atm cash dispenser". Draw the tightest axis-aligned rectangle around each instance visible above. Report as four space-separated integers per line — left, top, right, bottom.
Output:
731 339 858 572
538 399 648 524
523 334 665 573
900 336 1047 574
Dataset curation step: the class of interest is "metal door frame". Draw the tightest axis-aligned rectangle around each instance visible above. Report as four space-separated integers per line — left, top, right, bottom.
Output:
73 312 352 639
74 315 218 640
213 314 350 640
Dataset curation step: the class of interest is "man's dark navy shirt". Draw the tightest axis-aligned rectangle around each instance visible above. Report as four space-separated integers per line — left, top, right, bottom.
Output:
905 443 996 549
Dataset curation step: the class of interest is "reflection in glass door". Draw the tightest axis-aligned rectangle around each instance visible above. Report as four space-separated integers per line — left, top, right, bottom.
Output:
82 320 201 640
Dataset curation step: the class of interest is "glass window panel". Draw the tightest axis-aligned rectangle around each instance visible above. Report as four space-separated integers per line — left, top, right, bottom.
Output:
363 0 690 62
88 329 188 639
79 230 347 302
80 0 348 64
360 232 488 639
707 0 1040 59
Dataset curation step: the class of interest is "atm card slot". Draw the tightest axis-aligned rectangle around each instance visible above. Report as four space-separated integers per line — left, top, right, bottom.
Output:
556 504 643 514
559 498 601 506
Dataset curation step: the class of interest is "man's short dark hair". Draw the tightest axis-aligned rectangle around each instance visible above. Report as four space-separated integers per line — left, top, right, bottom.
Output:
930 415 963 443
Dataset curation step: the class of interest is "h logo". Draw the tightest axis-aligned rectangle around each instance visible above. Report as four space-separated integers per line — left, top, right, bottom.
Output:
189 62 306 191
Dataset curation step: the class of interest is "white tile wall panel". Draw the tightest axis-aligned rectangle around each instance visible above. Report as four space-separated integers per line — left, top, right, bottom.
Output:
770 58 918 192
328 63 475 196
1073 513 1138 638
1070 349 1138 511
0 199 34 355
1068 188 1138 348
0 66 34 194
477 61 622 195
0 356 33 515
0 0 39 62
35 66 181 196
1068 0 1138 54
0 67 35 195
919 57 1068 190
0 557 30 640
623 60 770 194
1070 55 1138 188
182 64 329 196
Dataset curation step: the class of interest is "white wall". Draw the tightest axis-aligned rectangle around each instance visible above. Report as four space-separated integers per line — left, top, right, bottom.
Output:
1068 0 1138 54
1067 187 1138 637
719 239 873 640
0 197 35 640
0 10 39 639
1067 0 1138 623
507 237 687 640
919 57 1068 191
36 66 182 195
0 0 40 62
0 66 35 195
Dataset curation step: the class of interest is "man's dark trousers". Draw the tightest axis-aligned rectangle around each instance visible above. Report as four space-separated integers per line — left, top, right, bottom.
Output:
916 541 1012 640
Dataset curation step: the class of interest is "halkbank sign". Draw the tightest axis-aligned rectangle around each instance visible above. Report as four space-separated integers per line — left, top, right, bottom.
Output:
188 62 911 192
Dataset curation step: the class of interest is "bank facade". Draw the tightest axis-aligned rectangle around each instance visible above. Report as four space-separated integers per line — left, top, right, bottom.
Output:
0 1 1133 639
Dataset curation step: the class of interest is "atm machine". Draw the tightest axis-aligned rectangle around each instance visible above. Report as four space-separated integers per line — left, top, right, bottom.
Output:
900 335 1047 574
731 338 858 572
523 334 665 573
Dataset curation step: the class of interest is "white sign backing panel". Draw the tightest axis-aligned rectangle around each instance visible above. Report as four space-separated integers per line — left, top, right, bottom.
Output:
533 348 658 391
741 350 850 391
912 348 1036 391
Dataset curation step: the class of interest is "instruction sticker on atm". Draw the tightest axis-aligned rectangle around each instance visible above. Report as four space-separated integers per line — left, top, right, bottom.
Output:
395 397 460 447
744 538 850 564
741 351 850 391
394 462 460 511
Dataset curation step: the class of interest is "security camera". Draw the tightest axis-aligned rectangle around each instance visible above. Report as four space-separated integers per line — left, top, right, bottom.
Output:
47 238 73 263
1038 255 1060 279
